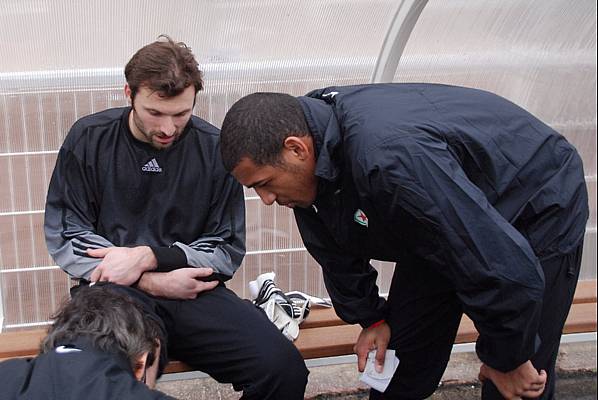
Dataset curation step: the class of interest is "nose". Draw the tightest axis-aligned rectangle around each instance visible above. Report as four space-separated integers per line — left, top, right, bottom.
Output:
160 117 176 136
255 187 276 206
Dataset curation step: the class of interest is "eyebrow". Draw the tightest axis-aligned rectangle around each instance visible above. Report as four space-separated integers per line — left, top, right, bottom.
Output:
145 107 192 116
246 179 266 189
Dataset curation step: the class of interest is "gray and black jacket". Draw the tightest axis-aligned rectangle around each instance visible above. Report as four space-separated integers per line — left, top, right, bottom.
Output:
44 107 245 280
293 83 588 372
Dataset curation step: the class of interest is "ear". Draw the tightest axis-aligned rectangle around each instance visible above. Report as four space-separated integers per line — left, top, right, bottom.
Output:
124 84 132 103
283 136 313 161
133 351 149 382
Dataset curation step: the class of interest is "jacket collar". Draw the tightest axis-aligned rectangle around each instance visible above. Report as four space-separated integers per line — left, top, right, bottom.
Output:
55 335 133 373
297 96 343 194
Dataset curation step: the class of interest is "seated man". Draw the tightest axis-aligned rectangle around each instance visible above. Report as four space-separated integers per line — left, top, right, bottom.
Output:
0 284 173 399
43 35 307 399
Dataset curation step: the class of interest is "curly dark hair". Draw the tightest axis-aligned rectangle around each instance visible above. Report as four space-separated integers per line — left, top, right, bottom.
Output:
41 285 162 371
125 34 204 100
220 92 310 172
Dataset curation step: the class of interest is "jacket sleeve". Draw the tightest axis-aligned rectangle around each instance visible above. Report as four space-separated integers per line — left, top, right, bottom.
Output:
44 145 114 280
294 208 387 328
169 168 246 278
362 133 544 372
45 143 246 281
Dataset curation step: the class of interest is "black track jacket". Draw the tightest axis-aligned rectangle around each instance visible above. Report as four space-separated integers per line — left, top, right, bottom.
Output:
44 107 245 280
0 338 174 399
293 83 588 372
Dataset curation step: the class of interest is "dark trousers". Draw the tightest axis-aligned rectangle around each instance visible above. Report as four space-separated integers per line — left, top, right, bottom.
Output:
370 243 584 400
74 283 308 400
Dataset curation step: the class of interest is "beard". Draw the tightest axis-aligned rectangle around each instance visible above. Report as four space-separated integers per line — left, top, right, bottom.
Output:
130 108 183 149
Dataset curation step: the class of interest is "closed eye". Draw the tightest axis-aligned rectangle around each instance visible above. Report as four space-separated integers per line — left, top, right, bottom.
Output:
248 180 269 189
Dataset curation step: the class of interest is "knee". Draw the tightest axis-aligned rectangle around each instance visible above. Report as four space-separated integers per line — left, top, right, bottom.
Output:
249 342 308 399
382 356 447 399
265 342 308 382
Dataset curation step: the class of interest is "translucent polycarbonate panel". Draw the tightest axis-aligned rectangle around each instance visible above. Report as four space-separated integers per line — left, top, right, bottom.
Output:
395 0 596 175
1 0 402 329
0 0 397 74
0 268 71 329
0 213 54 270
395 0 597 279
0 0 596 329
0 154 56 214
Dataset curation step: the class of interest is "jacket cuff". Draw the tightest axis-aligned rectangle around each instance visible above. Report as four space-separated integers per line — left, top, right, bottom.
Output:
150 246 188 272
359 315 386 329
357 300 388 329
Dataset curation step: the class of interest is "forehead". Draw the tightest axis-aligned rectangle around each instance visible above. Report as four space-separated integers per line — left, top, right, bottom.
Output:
135 85 195 111
232 158 279 187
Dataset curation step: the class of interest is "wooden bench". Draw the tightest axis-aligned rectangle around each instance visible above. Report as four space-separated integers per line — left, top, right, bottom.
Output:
1 280 595 374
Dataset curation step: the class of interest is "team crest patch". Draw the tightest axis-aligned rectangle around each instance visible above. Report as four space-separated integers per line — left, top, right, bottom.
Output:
353 209 368 227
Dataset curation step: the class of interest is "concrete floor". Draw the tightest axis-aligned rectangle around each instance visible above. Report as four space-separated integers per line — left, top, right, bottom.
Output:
305 371 597 400
156 340 597 399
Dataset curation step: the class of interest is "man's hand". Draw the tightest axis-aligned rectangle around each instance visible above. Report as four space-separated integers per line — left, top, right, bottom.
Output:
89 246 157 286
354 321 391 373
138 267 219 299
479 360 547 399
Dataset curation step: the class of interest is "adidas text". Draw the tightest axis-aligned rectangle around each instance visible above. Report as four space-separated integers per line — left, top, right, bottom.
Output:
142 158 162 173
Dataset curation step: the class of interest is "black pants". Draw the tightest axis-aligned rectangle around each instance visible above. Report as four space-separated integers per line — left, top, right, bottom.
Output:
370 243 584 400
73 283 308 400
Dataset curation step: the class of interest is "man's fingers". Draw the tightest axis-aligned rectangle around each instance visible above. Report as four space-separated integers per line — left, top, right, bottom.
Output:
478 371 486 382
524 372 546 395
374 346 387 373
357 349 368 372
478 364 490 380
197 280 219 291
87 247 109 258
90 266 101 283
189 267 214 278
521 387 545 398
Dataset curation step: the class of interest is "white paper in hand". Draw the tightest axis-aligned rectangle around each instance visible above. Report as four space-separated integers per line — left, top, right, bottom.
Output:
359 349 400 393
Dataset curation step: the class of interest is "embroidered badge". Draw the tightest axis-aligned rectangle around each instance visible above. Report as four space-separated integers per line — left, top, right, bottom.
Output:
353 209 368 227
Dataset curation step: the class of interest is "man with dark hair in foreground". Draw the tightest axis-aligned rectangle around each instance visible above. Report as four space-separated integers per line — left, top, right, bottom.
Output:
0 284 173 399
219 83 588 400
44 36 307 399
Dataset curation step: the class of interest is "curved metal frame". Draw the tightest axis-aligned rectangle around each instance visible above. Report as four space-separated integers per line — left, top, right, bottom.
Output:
370 0 428 83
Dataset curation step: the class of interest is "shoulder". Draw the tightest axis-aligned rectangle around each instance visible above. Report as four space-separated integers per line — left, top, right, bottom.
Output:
188 115 220 140
0 357 35 395
185 115 223 156
0 356 32 372
64 107 127 149
70 107 127 134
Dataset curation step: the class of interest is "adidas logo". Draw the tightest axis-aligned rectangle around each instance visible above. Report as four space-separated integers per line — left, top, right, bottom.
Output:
141 158 162 173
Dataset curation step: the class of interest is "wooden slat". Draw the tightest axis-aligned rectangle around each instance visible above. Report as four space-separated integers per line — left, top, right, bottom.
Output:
563 302 597 333
573 280 597 304
0 329 45 359
164 360 193 374
300 307 346 329
2 280 596 374
295 324 362 359
455 315 478 344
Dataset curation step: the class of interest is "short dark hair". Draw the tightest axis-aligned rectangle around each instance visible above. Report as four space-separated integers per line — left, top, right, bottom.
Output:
220 92 310 172
125 35 204 100
41 285 162 371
